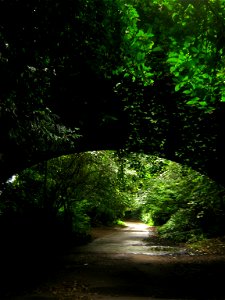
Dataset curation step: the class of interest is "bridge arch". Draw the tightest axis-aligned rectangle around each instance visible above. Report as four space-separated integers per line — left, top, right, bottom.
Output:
1 80 225 187
0 0 225 187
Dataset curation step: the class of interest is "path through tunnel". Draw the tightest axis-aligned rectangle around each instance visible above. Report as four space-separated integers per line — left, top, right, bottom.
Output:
0 151 225 299
7 221 225 300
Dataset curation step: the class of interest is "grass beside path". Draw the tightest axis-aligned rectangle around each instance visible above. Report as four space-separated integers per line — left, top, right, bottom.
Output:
187 235 225 255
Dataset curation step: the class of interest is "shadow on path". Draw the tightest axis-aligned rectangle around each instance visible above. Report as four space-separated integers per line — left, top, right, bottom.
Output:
64 221 225 299
4 221 225 299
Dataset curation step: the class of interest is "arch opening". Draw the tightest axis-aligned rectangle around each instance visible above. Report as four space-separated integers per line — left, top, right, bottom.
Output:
1 150 225 246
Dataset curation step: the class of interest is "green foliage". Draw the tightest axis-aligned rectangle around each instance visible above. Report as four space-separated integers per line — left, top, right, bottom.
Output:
44 151 133 228
113 3 154 85
114 219 126 226
158 209 205 243
1 151 225 246
70 200 91 239
141 161 225 242
127 0 225 110
4 0 225 115
0 151 139 243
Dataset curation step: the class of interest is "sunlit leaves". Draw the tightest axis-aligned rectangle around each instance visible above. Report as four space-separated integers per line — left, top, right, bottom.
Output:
127 0 225 110
141 160 225 241
166 35 221 110
113 4 154 86
162 0 225 110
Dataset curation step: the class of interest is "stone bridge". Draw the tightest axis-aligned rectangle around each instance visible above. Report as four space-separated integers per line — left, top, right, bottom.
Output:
0 0 225 187
1 77 225 187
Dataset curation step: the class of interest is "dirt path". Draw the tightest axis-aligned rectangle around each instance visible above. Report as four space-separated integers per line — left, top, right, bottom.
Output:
77 222 188 256
9 222 225 299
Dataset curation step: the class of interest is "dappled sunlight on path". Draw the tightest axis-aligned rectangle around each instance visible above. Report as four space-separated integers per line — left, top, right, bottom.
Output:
122 221 151 231
75 221 188 256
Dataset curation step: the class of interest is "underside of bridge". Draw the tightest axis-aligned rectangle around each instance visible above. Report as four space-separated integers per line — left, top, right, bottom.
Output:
1 74 225 187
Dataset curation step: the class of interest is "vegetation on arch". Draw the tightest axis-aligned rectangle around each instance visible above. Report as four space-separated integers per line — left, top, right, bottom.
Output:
126 0 225 111
1 0 225 187
1 0 225 146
